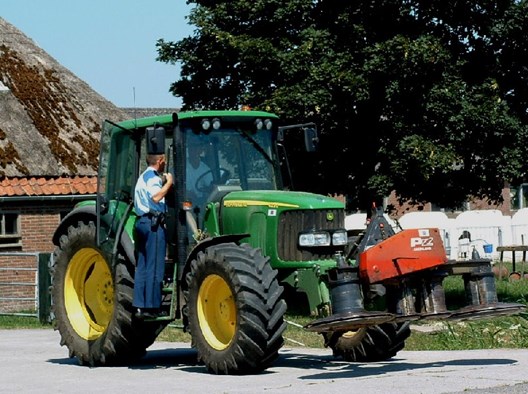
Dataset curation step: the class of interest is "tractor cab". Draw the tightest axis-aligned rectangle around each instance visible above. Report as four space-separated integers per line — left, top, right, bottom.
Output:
96 111 312 252
175 115 281 227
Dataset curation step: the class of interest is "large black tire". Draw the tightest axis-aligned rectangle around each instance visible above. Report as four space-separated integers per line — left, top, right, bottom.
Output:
184 242 287 374
51 221 167 366
323 322 411 362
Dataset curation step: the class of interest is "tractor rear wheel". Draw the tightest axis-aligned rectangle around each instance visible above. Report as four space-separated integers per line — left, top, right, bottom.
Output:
323 322 411 362
184 242 287 374
51 221 166 365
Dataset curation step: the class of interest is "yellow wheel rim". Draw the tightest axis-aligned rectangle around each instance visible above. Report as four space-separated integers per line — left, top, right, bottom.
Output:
64 247 114 340
342 329 362 339
197 274 236 350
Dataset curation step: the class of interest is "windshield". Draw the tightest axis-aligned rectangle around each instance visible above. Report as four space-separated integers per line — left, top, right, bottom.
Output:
183 126 278 206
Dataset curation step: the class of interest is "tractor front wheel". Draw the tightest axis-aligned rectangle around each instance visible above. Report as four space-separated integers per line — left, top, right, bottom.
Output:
184 243 287 374
323 322 411 362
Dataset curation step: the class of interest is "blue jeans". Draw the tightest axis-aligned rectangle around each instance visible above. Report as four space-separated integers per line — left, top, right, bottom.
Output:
133 216 166 309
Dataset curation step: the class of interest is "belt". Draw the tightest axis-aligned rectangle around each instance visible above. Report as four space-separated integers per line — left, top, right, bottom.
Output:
140 211 166 228
141 211 164 218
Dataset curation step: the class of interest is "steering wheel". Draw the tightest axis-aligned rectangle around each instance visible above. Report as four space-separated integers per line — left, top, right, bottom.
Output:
195 168 231 193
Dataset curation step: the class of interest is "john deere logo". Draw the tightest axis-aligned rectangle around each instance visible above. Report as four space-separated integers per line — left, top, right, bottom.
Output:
326 212 334 221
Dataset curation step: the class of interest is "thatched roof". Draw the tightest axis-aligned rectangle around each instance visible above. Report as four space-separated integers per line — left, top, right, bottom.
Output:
0 17 129 177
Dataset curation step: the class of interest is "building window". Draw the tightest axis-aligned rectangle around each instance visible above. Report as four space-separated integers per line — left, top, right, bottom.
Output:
430 201 468 213
0 212 22 248
511 183 528 210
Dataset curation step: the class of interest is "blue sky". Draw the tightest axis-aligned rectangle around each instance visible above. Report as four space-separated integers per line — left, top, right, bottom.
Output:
2 1 194 108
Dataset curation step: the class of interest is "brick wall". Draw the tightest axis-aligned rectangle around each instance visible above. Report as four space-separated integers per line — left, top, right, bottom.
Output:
21 211 62 253
387 183 514 219
0 201 74 314
0 254 38 313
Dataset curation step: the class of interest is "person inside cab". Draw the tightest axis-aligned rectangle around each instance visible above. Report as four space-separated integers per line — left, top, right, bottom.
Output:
186 137 213 214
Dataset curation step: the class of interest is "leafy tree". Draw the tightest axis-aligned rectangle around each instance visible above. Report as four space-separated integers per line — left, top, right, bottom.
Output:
157 0 528 213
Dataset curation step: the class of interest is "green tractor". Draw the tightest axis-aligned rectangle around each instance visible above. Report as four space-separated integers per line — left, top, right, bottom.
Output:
51 110 525 374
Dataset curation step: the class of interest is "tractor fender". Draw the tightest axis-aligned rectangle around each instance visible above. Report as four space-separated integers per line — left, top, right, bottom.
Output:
52 205 97 245
52 204 135 267
179 233 249 287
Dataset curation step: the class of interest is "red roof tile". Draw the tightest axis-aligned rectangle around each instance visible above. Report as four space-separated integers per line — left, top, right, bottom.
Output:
0 176 97 197
21 184 33 195
32 184 43 194
75 182 87 194
41 183 53 195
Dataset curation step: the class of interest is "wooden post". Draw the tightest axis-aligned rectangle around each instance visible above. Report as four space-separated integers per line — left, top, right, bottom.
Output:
38 253 52 324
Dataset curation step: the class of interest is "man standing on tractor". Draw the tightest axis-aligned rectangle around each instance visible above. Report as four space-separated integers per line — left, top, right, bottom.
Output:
133 153 173 319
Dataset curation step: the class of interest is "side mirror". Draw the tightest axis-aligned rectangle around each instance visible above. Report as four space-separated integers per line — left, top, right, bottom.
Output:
146 126 166 154
304 127 319 152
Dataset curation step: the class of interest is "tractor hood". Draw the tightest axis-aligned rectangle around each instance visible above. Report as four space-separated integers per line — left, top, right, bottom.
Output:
222 190 344 210
216 189 346 270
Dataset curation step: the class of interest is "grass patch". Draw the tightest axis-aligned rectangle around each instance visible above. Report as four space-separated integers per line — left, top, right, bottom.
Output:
0 314 52 329
406 314 528 350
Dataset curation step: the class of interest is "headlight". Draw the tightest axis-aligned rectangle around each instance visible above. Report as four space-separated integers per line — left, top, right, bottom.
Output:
299 232 331 247
212 118 221 130
332 230 348 246
201 118 211 130
299 230 348 247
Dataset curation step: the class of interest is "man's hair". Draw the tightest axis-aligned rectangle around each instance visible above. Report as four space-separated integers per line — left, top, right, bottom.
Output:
146 154 164 166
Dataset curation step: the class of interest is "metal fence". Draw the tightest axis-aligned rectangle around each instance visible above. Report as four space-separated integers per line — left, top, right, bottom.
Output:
0 252 52 323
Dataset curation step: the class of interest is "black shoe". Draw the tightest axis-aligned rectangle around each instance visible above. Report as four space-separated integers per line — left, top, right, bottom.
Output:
135 308 156 319
135 308 166 319
149 309 168 318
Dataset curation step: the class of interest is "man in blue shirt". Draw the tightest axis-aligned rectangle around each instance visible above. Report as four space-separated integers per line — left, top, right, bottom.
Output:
133 153 173 319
